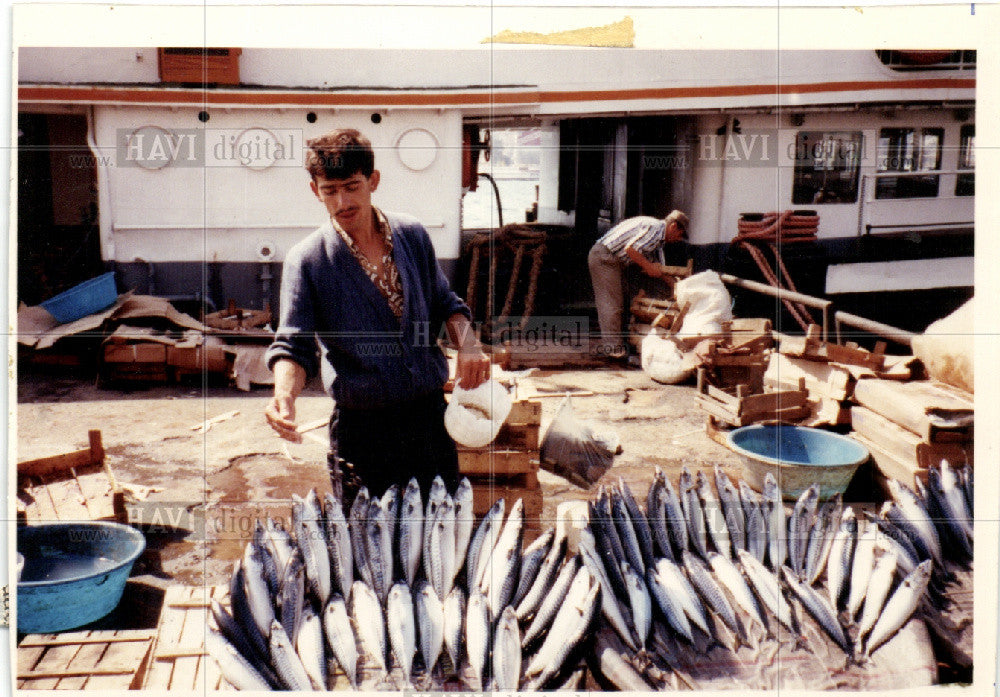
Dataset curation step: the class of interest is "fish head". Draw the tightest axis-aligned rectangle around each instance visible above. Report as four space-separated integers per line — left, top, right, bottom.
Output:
430 475 447 498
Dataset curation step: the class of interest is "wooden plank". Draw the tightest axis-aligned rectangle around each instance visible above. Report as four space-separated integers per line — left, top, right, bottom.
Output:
765 352 854 402
20 631 154 648
851 407 969 473
740 404 811 425
458 448 538 478
853 379 973 443
52 641 105 690
850 432 927 485
18 448 97 481
86 630 154 690
20 640 84 690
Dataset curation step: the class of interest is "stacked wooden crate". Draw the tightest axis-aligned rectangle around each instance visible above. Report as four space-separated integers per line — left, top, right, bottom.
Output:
457 399 543 535
17 630 156 690
850 379 973 485
143 585 229 690
628 292 685 349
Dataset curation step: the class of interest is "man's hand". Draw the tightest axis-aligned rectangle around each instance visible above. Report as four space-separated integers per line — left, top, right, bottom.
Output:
265 359 306 442
455 345 491 390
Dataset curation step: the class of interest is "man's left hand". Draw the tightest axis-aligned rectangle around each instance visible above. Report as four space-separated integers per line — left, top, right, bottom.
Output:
455 345 491 390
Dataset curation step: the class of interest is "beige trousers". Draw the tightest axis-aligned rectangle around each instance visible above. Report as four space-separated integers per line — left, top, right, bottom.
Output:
588 242 626 353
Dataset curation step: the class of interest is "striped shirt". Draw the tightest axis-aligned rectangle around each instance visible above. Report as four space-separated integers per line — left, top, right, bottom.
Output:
596 216 666 261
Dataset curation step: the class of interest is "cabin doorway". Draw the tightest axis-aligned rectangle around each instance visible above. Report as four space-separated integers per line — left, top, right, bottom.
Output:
18 111 103 306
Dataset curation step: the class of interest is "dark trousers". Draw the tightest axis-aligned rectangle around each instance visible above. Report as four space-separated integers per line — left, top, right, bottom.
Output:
326 389 459 505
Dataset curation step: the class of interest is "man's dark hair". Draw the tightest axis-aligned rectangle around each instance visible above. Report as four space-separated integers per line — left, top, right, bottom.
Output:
305 129 375 180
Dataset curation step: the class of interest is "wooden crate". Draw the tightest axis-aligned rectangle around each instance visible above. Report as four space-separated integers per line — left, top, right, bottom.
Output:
144 585 229 691
17 630 155 690
695 371 809 428
17 430 127 524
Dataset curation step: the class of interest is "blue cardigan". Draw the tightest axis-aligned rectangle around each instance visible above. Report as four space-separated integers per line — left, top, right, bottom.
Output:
265 212 471 410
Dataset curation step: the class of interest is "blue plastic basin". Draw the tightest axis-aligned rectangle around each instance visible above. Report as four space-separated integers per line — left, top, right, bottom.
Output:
727 424 869 500
17 522 146 633
39 271 118 324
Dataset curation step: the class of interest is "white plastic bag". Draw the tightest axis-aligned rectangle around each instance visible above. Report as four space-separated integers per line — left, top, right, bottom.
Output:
675 270 733 337
445 379 513 447
640 331 694 384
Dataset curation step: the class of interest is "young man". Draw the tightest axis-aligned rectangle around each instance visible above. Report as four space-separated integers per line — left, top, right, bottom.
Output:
587 210 689 360
264 129 490 499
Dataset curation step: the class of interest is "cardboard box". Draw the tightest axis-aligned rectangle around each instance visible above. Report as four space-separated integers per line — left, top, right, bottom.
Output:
103 343 167 364
167 344 232 373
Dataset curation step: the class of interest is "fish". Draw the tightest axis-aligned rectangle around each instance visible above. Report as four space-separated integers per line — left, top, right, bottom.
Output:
739 481 768 563
252 521 281 598
578 529 638 651
661 472 689 557
469 498 504 595
524 569 599 688
612 492 646 575
680 467 709 560
365 499 392 604
655 556 712 638
867 511 921 575
826 507 857 610
483 499 524 615
847 521 877 619
697 470 731 559
715 465 746 554
939 461 973 540
809 493 843 586
789 485 819 580
323 493 354 597
589 499 630 601
387 582 417 686
228 561 269 662
493 606 522 691
414 580 444 678
294 514 331 606
855 547 898 645
522 554 581 648
351 580 387 674
277 550 305 645
242 540 276 641
683 550 743 642
262 518 295 573
453 478 475 586
442 586 466 675
863 560 933 657
465 591 491 692
780 567 850 654
708 552 766 634
923 470 973 563
209 600 279 686
619 478 656 569
886 479 942 566
349 487 372 588
961 466 973 517
205 625 273 691
269 619 315 691
398 478 424 589
513 527 554 608
763 473 787 570
424 477 447 585
621 560 652 650
737 549 796 634
430 496 457 599
645 564 692 643
323 594 358 688
646 473 676 563
295 604 327 690
516 528 567 621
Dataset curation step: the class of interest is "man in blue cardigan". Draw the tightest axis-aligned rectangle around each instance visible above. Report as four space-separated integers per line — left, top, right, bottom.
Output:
265 129 490 499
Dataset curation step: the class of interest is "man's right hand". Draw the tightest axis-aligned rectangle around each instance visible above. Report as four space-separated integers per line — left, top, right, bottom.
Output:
265 394 302 442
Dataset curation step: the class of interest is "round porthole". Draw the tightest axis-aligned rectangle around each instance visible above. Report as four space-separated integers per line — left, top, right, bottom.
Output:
396 128 439 171
232 127 286 171
123 125 177 170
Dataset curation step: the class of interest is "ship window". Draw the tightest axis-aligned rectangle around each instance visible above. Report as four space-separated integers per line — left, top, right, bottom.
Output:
956 124 974 197
791 131 862 204
875 127 943 199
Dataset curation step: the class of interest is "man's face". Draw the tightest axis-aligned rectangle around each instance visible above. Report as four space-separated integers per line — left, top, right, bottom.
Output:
310 170 380 237
665 220 686 244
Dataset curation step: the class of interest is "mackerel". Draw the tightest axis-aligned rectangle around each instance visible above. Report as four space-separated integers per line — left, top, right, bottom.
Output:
465 591 491 692
323 594 358 688
589 499 630 600
661 471 689 557
962 466 973 517
680 467 709 560
522 554 580 647
579 529 638 651
781 567 850 654
382 483 399 544
645 565 692 643
351 580 387 674
253 521 280 598
739 481 768 563
398 478 424 589
387 582 417 686
516 528 567 621
296 604 327 690
619 478 656 569
205 625 273 691
655 557 711 637
789 485 819 580
323 493 354 597
939 461 973 539
435 496 458 598
647 474 676 563
525 573 600 688
715 466 746 553
468 498 504 595
612 492 646 575
887 479 942 565
621 560 652 650
414 580 444 677
762 472 787 570
708 551 766 633
262 518 295 573
442 587 466 675
228 561 269 662
349 488 372 587
737 549 796 634
863 559 932 657
697 470 731 559
811 494 843 585
269 618 314 691
924 468 973 561
365 499 392 604
453 478 475 586
513 527 554 607
683 550 742 641
242 540 276 640
482 498 524 607
867 510 922 574
423 476 447 585
210 599 279 686
855 548 897 644
827 508 857 610
278 550 305 644
295 513 331 606
847 521 876 619
493 606 522 691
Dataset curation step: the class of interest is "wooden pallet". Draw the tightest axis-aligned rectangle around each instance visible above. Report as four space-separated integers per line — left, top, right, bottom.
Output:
143 585 229 690
16 430 127 524
695 370 809 427
17 629 155 690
